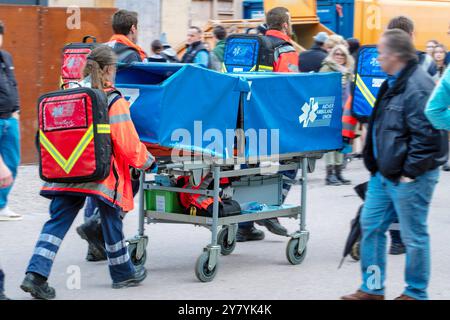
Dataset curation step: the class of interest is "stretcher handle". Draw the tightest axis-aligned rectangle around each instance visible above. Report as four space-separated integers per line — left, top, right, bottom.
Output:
157 163 183 170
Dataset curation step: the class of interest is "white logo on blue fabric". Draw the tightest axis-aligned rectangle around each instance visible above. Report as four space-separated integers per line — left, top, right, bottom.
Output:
299 96 335 128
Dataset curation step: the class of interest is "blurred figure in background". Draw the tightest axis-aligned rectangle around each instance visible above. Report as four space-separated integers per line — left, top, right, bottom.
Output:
210 25 227 72
325 34 347 52
298 31 329 73
320 45 354 186
147 40 168 63
346 37 361 63
432 44 448 81
181 26 209 68
387 16 438 78
425 39 439 57
0 20 21 222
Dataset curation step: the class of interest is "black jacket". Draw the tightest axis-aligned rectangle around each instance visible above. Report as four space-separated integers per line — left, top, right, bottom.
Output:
0 50 19 115
181 41 208 64
363 60 448 181
298 44 328 73
112 43 142 64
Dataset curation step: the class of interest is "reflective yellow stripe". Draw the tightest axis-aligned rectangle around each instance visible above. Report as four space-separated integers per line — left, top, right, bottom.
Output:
64 125 94 173
356 74 376 107
40 131 67 170
97 124 110 134
249 65 257 72
40 125 94 174
258 65 273 71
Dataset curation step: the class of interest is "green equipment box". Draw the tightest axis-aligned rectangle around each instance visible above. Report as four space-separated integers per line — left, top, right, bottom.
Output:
145 189 183 213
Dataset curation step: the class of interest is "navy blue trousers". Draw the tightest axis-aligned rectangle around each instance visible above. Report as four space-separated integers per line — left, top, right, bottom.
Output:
26 195 135 283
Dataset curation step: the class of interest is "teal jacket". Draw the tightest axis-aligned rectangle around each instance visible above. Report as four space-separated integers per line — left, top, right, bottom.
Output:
425 66 450 130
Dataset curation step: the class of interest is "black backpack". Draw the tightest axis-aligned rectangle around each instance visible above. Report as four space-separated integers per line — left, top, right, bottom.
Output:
223 34 291 72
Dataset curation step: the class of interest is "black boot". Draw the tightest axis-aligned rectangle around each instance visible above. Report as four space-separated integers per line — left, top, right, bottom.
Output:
20 273 56 300
389 230 406 255
86 243 107 262
256 218 288 236
326 165 341 186
335 164 351 185
76 212 106 260
443 163 450 172
236 226 265 242
112 267 147 289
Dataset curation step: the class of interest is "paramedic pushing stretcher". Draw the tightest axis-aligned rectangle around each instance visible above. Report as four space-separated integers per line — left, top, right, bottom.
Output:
20 46 156 300
237 7 299 242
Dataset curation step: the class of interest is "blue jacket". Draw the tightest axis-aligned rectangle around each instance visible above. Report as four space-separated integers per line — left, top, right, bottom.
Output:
425 66 450 130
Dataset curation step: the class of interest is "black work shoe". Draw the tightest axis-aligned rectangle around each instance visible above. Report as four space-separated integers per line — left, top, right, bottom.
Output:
443 163 450 172
236 227 265 242
112 267 147 289
20 273 56 300
86 244 107 262
256 218 288 236
389 242 406 255
326 165 342 186
0 292 10 300
76 215 106 260
335 165 351 185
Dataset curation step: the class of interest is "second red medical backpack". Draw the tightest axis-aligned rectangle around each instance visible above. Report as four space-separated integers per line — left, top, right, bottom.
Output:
61 36 98 88
37 87 120 183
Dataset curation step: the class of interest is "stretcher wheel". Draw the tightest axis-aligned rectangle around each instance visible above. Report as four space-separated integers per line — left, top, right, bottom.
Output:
350 241 360 261
286 238 307 265
217 227 236 256
128 243 147 268
195 252 218 282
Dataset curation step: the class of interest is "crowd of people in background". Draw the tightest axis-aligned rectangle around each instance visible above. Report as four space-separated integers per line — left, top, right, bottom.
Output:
0 6 449 300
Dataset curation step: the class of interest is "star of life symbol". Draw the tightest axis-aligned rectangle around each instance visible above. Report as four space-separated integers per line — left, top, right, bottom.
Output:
232 46 242 56
299 98 319 127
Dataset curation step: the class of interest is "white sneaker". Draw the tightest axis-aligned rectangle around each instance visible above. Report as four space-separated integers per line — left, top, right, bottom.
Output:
0 207 23 221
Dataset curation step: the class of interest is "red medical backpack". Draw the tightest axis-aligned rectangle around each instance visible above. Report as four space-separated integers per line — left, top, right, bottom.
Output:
37 87 120 183
61 36 98 88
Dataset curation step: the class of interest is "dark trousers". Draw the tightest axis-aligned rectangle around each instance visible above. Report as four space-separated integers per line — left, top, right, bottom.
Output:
26 195 135 283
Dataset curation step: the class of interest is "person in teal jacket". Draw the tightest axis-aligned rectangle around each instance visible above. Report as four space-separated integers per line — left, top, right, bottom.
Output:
426 66 450 171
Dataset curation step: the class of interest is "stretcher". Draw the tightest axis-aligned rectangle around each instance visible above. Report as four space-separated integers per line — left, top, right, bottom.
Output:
116 63 343 282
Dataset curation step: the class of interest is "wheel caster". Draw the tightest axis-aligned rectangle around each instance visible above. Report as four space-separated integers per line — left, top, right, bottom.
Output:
286 238 307 265
195 251 218 282
350 240 360 261
217 227 236 256
127 240 147 268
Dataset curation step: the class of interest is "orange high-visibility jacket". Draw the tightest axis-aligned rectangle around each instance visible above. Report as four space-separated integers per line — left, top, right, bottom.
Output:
41 87 154 212
342 95 358 139
265 30 299 73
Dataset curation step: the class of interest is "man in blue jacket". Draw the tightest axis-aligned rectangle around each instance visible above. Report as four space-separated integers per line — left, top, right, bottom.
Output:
342 29 448 300
0 21 21 222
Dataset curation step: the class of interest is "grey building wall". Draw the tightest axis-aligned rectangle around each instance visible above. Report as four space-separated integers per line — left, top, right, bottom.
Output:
115 0 161 55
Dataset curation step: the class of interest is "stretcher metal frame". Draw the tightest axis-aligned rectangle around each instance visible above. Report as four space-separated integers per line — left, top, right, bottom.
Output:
127 154 315 282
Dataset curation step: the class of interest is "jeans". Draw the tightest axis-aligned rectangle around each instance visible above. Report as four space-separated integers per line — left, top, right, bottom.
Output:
359 169 439 300
0 118 20 209
27 195 136 283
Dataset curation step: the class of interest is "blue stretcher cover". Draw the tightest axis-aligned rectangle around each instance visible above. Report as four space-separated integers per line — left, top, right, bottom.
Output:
116 63 343 159
352 45 387 122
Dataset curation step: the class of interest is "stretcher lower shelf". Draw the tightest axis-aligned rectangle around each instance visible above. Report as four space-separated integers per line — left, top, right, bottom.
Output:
145 206 300 226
